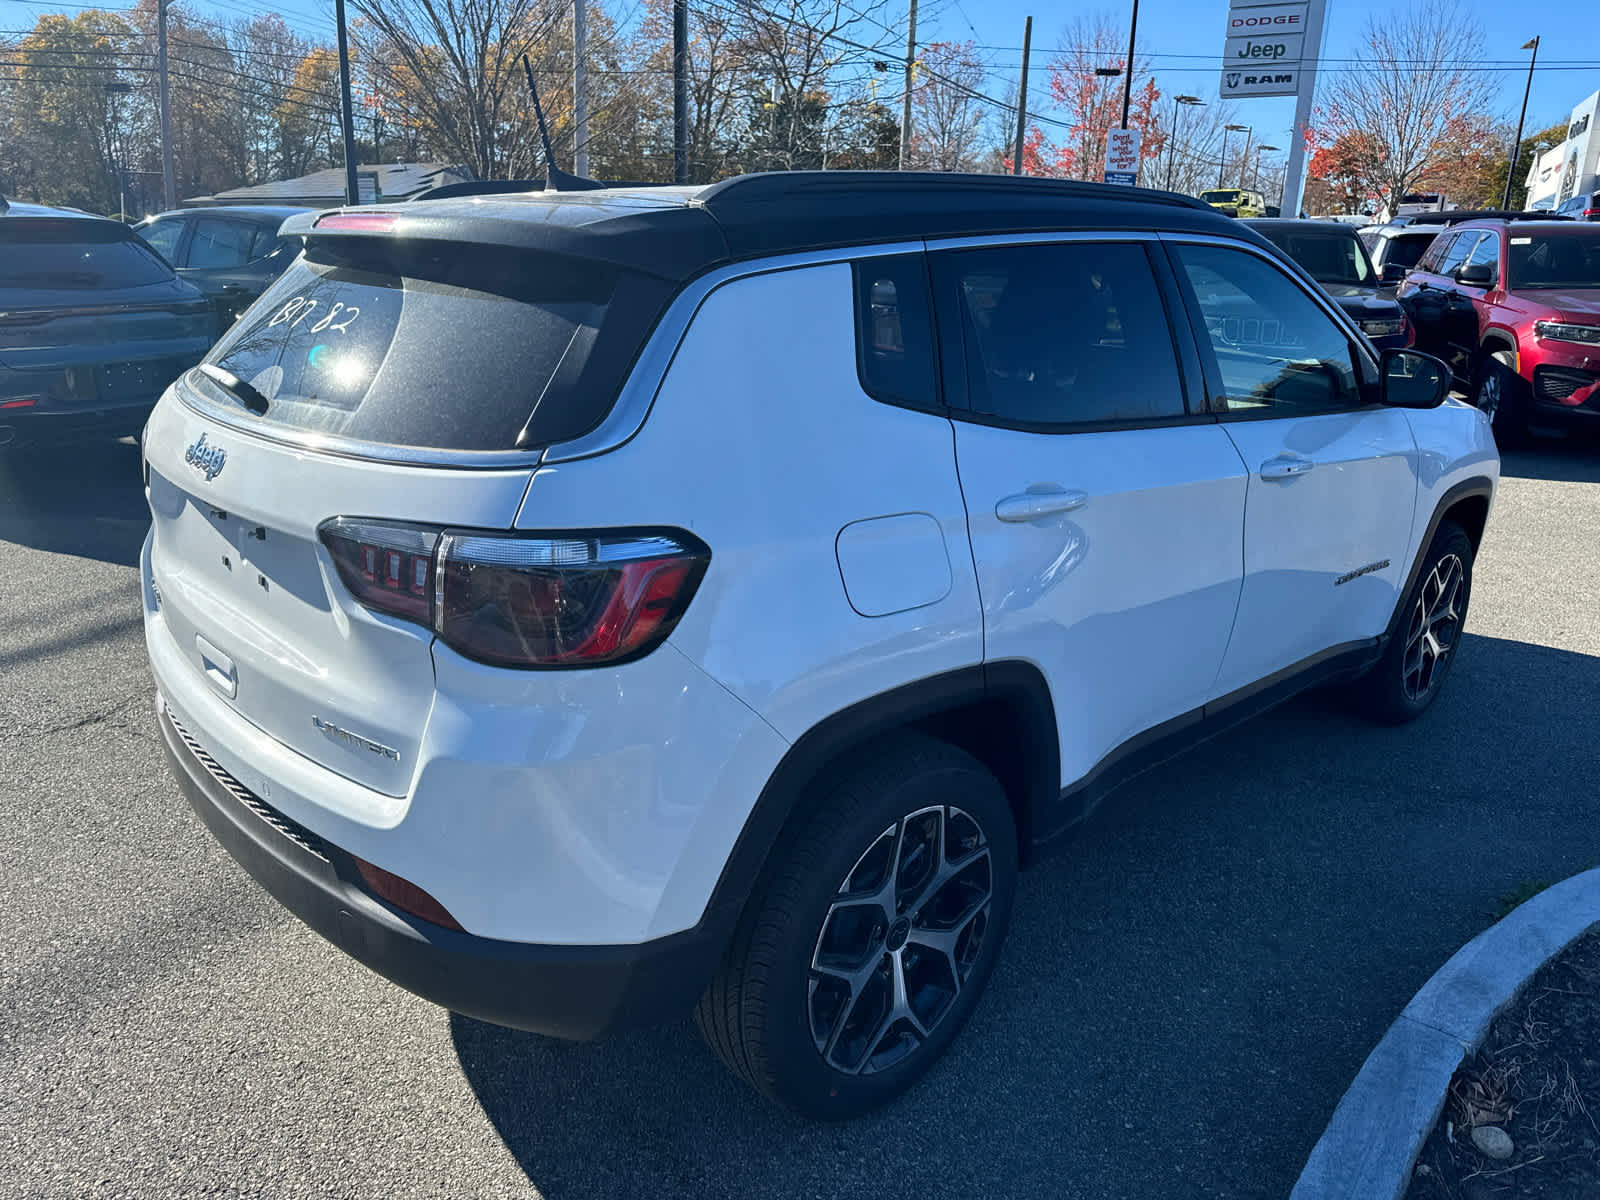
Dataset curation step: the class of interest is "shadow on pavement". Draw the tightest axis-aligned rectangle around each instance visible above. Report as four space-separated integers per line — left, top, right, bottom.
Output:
0 439 149 567
1499 440 1600 484
453 632 1600 1200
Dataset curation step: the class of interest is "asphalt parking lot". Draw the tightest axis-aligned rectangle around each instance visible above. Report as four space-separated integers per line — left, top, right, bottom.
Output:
2 436 1598 1200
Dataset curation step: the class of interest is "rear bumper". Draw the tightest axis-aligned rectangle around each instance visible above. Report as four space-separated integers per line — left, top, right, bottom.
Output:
158 702 731 1040
0 398 154 447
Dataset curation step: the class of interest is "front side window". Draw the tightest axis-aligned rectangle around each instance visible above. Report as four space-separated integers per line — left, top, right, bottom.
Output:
1173 243 1362 416
1435 231 1480 278
937 240 1186 427
188 218 255 270
1463 232 1500 282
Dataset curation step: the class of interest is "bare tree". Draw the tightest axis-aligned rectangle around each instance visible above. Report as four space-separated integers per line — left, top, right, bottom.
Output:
351 0 564 178
1311 0 1498 213
909 41 985 172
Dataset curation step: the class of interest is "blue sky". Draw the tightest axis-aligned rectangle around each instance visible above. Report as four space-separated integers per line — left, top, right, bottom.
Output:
8 0 1593 151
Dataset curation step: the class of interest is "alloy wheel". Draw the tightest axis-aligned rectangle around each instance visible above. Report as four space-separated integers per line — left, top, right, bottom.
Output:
1401 553 1466 701
807 805 993 1076
1475 367 1501 423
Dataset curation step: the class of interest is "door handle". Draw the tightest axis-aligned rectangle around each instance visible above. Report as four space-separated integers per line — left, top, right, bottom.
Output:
1259 454 1314 481
995 488 1089 522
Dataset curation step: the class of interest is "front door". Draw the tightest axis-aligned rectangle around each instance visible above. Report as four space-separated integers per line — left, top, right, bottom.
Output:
1403 229 1478 379
933 237 1248 790
1165 238 1419 696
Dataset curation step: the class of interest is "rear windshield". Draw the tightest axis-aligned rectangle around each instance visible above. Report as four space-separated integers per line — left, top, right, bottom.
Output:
1202 190 1241 203
197 242 670 452
1385 233 1435 271
1258 228 1374 286
0 219 175 289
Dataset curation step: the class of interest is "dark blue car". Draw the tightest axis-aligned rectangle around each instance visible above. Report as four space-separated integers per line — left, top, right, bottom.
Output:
1246 218 1413 351
0 196 216 449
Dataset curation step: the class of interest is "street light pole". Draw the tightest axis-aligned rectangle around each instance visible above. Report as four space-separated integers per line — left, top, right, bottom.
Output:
157 0 174 209
1166 94 1201 191
1219 123 1248 188
1254 144 1280 192
1503 36 1540 211
900 0 918 169
1120 0 1139 129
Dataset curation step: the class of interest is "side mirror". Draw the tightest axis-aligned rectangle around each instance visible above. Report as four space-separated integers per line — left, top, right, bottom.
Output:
1381 262 1408 284
1380 348 1451 409
1455 262 1494 286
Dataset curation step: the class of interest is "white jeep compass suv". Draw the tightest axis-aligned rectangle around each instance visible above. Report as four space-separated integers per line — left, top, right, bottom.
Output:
141 173 1498 1118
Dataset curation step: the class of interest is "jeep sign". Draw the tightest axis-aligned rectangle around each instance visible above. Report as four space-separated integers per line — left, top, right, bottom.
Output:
1220 0 1309 98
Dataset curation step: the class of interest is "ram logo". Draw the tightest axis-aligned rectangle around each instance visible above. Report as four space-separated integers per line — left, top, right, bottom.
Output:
1226 72 1242 88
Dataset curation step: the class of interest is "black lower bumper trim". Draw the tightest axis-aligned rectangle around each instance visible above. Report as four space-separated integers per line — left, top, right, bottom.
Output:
158 706 734 1040
0 402 156 447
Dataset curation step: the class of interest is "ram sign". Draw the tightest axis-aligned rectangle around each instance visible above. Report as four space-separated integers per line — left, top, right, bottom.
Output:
1221 0 1308 98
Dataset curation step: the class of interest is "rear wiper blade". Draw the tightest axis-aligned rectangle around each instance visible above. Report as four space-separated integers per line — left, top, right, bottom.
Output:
198 363 270 414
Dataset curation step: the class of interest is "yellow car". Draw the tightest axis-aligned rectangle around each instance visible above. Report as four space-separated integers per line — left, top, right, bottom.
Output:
1200 188 1267 218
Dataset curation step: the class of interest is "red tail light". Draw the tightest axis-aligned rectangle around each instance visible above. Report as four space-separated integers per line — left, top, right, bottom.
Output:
315 211 400 233
319 519 709 669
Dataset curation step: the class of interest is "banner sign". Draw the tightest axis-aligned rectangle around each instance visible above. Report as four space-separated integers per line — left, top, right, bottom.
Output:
1103 128 1141 186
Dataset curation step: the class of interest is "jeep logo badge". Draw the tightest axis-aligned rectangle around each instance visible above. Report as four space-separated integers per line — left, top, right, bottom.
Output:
184 433 226 481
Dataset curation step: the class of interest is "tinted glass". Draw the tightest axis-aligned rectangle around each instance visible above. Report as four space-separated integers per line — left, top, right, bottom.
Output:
1463 232 1499 280
853 256 938 409
200 246 645 451
1416 232 1457 273
0 219 175 289
942 241 1185 426
188 218 255 269
139 218 185 263
1257 228 1373 286
1175 243 1362 415
1385 233 1434 271
1436 231 1479 276
1507 233 1600 288
1201 190 1242 204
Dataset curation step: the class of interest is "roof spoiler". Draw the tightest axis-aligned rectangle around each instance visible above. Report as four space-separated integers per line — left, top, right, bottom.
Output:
521 55 606 193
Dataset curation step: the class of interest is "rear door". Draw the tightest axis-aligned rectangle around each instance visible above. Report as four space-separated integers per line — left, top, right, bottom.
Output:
144 235 667 795
935 235 1248 792
182 216 268 322
1165 237 1418 695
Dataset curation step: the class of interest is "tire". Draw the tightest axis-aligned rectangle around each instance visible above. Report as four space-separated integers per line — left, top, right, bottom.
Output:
1348 520 1474 725
1471 349 1527 447
695 732 1018 1119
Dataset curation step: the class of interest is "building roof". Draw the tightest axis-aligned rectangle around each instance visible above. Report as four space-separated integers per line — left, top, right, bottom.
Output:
283 171 1243 283
186 163 472 208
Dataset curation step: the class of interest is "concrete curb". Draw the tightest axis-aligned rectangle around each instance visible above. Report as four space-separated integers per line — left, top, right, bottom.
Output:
1290 867 1600 1200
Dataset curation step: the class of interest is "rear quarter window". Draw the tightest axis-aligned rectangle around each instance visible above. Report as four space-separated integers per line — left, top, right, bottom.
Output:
194 240 671 452
852 256 938 410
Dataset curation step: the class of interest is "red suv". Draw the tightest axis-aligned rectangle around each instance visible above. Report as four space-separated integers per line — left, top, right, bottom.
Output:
1399 218 1600 441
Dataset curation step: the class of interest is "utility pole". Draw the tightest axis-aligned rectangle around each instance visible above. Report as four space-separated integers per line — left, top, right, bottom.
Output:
1011 16 1032 176
335 0 360 204
672 0 688 183
157 0 175 210
1503 37 1540 210
899 0 917 170
1119 0 1139 129
573 0 589 177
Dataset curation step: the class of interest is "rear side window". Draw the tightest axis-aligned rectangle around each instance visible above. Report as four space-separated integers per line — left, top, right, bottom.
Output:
189 218 255 269
0 219 175 289
852 256 938 410
936 240 1186 428
196 241 669 452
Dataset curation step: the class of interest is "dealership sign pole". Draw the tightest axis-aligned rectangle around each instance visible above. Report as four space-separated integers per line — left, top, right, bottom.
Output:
1220 0 1327 214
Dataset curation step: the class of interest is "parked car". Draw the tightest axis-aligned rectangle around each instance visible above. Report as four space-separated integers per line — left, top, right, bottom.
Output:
1399 217 1600 441
1199 187 1267 217
1247 218 1412 349
142 172 1496 1119
1555 192 1600 221
134 205 309 324
0 194 215 449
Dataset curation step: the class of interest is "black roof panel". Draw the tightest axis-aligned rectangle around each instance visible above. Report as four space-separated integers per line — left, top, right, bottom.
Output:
284 171 1250 282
